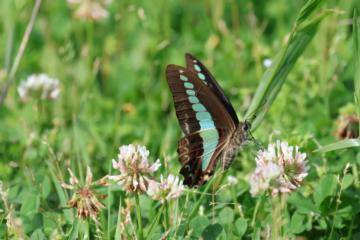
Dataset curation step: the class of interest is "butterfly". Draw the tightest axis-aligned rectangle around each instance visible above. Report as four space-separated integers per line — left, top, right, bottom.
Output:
166 53 252 187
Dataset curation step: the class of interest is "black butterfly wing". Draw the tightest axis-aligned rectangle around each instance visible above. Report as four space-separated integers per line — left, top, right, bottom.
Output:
166 64 237 187
185 53 239 125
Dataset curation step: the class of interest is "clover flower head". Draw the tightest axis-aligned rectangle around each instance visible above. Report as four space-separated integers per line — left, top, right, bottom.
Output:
67 0 111 21
147 174 184 203
227 175 239 185
5 209 25 239
17 74 60 102
0 181 8 202
109 144 161 193
249 140 309 196
335 114 359 139
61 167 108 222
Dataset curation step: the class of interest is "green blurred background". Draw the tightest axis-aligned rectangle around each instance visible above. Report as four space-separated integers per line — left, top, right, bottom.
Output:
0 0 359 238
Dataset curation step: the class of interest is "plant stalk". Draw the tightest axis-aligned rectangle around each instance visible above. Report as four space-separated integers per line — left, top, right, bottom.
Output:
0 0 42 106
134 193 144 240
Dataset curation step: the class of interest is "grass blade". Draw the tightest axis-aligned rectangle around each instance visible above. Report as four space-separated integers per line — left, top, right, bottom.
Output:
245 0 326 130
46 160 72 223
353 8 360 136
296 0 325 24
315 139 360 153
0 0 42 106
67 217 80 240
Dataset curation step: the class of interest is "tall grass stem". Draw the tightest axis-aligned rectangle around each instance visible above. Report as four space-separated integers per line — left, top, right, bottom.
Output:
0 0 42 106
146 204 165 238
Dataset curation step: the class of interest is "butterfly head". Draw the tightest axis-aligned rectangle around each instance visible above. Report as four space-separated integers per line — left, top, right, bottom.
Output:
233 121 251 145
243 120 251 132
241 119 264 149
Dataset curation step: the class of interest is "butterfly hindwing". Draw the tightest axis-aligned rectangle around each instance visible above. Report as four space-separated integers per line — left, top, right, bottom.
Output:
166 64 237 187
177 130 228 186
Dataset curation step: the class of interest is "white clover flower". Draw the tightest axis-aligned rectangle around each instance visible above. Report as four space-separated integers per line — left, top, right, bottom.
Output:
109 144 161 193
147 174 184 203
249 140 309 196
6 211 25 239
17 74 60 102
67 0 111 21
0 181 8 202
227 175 239 185
61 167 108 222
263 58 272 68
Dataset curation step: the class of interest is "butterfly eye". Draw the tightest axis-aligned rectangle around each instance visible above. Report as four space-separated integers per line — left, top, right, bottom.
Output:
243 121 251 131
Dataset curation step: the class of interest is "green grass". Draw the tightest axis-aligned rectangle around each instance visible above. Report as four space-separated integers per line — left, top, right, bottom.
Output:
0 0 359 239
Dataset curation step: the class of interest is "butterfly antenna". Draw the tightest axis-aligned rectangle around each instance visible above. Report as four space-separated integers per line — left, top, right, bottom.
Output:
246 99 268 124
248 131 264 150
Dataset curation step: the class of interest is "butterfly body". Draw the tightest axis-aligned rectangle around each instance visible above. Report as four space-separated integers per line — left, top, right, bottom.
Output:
166 54 251 187
220 121 250 169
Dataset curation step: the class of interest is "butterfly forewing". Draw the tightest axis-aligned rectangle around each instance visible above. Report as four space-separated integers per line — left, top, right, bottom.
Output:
166 64 236 187
185 53 239 125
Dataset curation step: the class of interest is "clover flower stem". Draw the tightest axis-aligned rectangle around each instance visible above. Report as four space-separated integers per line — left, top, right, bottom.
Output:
114 198 122 240
36 99 43 131
164 201 170 229
271 194 287 240
107 165 112 240
250 194 265 228
146 204 165 238
36 99 48 132
134 193 144 240
82 220 90 239
330 167 348 239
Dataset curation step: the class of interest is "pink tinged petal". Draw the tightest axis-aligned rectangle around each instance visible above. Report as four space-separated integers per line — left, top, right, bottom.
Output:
249 174 262 196
147 180 159 197
108 175 121 181
167 174 175 183
139 176 147 192
149 159 161 172
118 159 127 173
112 159 119 169
133 176 139 189
138 159 148 170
